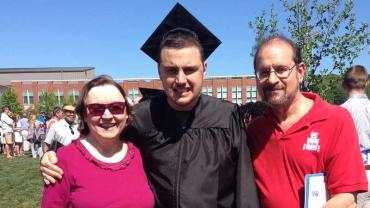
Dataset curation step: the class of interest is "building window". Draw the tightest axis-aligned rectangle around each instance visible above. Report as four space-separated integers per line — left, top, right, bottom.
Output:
68 89 80 103
202 87 213 96
232 86 242 104
217 86 227 100
38 91 45 103
128 88 140 101
23 90 34 106
246 86 257 102
55 90 64 105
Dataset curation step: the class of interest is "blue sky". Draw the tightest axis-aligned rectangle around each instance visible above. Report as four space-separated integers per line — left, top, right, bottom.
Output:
0 0 369 79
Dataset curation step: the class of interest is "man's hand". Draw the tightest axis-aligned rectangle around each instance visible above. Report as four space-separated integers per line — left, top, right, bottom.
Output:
40 151 63 185
322 193 356 208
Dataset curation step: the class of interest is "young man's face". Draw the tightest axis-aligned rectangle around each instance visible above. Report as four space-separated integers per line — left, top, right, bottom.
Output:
158 46 207 111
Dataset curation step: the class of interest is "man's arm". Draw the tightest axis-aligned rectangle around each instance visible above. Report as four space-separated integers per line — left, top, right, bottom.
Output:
232 106 259 208
323 193 356 208
42 143 50 154
43 125 56 153
41 152 70 207
40 151 63 185
324 108 368 207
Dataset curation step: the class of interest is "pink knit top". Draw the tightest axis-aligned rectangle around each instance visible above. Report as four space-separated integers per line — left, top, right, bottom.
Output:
42 139 154 208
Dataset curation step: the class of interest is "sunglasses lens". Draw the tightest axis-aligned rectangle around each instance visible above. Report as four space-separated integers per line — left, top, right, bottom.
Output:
87 104 106 116
87 102 125 116
108 102 125 114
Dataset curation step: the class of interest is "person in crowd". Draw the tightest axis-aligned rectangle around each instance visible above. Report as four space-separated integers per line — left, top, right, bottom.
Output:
28 114 42 158
341 65 370 164
0 119 4 155
13 114 23 156
341 65 370 208
1 106 14 158
41 75 154 207
36 114 47 158
38 111 46 124
246 35 368 207
43 105 79 153
39 3 258 207
19 113 30 152
241 101 267 127
46 107 64 129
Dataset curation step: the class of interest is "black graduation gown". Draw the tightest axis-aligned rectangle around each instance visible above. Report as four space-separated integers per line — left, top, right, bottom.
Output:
124 94 259 208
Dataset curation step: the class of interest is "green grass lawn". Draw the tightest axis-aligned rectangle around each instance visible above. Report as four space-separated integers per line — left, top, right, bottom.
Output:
0 155 43 208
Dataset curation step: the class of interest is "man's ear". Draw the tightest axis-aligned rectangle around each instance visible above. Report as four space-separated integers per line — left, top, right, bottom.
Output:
203 61 207 78
297 62 306 84
157 64 163 81
157 63 161 75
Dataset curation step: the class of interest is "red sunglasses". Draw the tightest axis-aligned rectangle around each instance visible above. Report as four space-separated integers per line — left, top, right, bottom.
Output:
86 102 126 116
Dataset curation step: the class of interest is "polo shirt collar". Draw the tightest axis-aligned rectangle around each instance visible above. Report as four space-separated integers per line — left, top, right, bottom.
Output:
348 93 368 99
263 92 328 129
61 118 75 127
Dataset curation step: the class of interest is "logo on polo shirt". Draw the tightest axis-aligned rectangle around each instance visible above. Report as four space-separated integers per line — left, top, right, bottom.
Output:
303 132 320 152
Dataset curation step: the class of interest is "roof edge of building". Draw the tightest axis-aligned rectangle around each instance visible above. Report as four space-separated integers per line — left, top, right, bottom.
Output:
0 67 95 73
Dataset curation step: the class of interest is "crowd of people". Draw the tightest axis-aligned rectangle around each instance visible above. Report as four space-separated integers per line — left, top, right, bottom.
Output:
2 3 369 208
0 105 80 159
0 108 43 158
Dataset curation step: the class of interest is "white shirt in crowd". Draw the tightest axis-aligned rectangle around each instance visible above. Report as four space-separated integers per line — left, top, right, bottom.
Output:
44 119 80 146
1 112 13 133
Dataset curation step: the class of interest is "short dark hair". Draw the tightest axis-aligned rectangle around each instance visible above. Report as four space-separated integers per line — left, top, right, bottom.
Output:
342 65 369 90
75 75 133 136
53 107 62 116
253 35 302 71
2 106 10 112
158 28 205 63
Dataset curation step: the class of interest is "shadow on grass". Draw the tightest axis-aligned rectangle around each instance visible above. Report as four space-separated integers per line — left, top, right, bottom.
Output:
0 155 43 207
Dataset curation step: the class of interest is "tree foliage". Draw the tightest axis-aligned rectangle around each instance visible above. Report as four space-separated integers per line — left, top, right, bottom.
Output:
38 91 58 116
0 88 23 115
63 95 78 106
249 0 370 101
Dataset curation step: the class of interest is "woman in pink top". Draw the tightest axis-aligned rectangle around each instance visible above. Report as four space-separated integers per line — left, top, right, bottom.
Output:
42 75 154 208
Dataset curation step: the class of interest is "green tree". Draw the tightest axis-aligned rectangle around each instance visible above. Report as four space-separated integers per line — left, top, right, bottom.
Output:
0 88 23 115
63 95 78 106
38 91 58 116
249 0 370 101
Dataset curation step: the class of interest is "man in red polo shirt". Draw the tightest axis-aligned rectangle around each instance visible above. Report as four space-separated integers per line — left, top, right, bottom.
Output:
247 35 368 207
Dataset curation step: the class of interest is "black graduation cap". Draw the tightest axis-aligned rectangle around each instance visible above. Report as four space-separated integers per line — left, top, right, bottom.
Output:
139 88 163 101
141 2 221 62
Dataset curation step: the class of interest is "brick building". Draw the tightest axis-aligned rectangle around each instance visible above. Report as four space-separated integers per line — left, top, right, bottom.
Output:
0 67 95 86
4 67 259 110
2 67 94 109
122 75 259 104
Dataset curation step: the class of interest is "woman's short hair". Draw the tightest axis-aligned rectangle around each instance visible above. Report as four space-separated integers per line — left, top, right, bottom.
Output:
75 75 133 135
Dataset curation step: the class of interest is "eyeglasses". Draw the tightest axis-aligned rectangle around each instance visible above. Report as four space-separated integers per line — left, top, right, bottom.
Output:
86 102 126 117
256 64 298 81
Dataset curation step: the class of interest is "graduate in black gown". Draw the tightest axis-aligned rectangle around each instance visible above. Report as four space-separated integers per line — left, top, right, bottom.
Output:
126 3 259 207
40 3 259 207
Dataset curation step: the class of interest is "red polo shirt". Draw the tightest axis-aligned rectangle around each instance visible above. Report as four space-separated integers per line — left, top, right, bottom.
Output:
247 92 368 208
